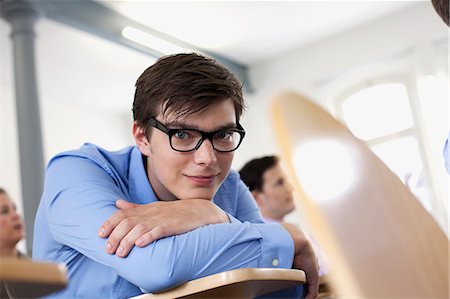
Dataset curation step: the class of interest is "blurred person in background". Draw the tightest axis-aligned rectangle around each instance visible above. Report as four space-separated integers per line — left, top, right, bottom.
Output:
0 188 26 258
239 156 295 223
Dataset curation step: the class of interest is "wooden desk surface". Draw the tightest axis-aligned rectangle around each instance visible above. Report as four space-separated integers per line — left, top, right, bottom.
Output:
0 257 67 298
133 268 306 299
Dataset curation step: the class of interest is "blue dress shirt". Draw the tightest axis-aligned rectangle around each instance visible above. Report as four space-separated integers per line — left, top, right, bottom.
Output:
33 143 296 298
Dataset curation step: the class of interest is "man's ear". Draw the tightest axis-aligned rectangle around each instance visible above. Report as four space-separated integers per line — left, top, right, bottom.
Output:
132 122 151 156
252 190 265 208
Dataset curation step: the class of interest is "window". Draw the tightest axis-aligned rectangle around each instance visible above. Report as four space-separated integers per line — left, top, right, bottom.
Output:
341 83 413 140
335 80 434 212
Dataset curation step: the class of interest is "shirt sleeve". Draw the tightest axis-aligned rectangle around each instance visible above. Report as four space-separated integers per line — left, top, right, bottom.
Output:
444 131 449 175
42 155 294 292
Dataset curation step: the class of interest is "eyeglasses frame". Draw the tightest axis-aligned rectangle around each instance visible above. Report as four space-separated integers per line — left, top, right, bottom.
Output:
146 117 246 152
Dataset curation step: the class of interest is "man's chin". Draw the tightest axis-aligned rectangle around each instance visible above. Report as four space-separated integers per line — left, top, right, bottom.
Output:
180 190 217 201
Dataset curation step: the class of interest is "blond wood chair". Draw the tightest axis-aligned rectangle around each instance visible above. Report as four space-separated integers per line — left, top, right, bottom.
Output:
0 258 67 298
271 91 449 298
131 268 305 299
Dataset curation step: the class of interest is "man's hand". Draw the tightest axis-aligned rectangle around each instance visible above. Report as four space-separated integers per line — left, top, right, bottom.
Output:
281 223 319 299
98 199 229 257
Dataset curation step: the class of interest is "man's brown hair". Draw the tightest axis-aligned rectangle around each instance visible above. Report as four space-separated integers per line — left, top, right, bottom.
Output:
239 156 279 192
133 53 245 135
431 0 449 26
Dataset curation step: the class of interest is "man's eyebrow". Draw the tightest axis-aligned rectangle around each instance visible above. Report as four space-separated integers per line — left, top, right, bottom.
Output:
164 121 238 131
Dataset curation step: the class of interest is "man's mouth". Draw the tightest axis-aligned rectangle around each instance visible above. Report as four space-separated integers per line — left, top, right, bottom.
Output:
185 174 217 185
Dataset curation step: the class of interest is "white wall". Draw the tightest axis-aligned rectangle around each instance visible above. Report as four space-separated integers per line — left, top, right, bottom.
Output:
35 19 152 158
1 18 23 221
1 18 151 251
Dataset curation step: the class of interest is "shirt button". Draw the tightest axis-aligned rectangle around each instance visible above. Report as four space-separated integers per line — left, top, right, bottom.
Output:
272 258 279 267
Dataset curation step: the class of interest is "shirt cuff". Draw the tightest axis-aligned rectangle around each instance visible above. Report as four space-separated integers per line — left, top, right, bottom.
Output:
253 223 294 269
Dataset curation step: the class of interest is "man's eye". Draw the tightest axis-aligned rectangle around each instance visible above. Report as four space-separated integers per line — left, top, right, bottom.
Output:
276 179 284 186
0 207 9 215
174 131 190 140
215 130 232 140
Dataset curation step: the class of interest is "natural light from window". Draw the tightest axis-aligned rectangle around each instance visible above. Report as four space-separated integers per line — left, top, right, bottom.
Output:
370 136 431 210
294 140 357 203
342 83 413 140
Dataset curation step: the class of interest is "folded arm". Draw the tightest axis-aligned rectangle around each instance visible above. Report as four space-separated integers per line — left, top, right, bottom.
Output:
43 156 295 292
99 199 230 257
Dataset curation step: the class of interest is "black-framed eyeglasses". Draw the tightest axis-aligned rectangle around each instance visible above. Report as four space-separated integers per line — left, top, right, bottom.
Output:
147 117 246 152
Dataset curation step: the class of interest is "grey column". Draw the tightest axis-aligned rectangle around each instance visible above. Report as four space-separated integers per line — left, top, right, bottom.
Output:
1 0 44 255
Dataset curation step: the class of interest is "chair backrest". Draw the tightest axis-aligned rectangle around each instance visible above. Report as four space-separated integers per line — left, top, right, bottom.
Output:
271 91 449 298
131 268 305 299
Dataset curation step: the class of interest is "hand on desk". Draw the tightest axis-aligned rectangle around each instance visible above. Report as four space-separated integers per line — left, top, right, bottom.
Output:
281 223 319 299
98 199 229 257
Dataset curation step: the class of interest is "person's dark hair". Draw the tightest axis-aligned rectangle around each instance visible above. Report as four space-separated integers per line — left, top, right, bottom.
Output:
0 188 6 195
133 53 245 136
432 0 449 26
239 156 279 192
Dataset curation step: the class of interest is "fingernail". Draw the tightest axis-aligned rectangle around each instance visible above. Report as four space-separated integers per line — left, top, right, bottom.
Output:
98 227 105 237
117 246 124 256
106 242 112 253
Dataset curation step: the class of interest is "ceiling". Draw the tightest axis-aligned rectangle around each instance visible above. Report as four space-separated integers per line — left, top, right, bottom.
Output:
0 0 429 114
104 1 420 65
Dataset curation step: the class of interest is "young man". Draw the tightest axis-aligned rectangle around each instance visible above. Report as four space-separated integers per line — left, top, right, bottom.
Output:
33 53 319 298
239 156 296 222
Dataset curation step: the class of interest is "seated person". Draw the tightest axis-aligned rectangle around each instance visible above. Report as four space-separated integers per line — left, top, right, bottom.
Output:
239 156 295 223
33 54 319 298
0 188 26 259
240 156 328 276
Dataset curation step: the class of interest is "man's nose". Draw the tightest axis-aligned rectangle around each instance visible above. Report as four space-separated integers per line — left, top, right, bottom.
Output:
286 181 294 193
193 139 217 165
11 210 20 220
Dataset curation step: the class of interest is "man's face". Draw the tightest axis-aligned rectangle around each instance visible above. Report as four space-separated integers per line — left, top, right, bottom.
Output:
260 164 296 219
142 99 236 201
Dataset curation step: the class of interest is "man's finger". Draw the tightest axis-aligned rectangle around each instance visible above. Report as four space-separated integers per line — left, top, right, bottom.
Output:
116 222 152 257
135 225 171 248
106 217 136 254
135 230 158 247
304 282 318 299
116 199 138 210
98 209 127 238
305 270 319 299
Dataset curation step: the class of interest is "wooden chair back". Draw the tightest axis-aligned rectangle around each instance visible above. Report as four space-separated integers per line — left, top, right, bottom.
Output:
271 91 449 298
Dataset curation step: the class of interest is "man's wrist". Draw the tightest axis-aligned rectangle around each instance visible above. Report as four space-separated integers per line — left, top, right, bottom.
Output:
210 202 230 223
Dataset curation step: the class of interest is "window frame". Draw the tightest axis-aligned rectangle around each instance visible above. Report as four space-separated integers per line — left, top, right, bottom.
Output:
333 75 439 215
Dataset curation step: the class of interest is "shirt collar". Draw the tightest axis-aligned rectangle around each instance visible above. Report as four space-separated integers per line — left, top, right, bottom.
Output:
128 146 158 204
